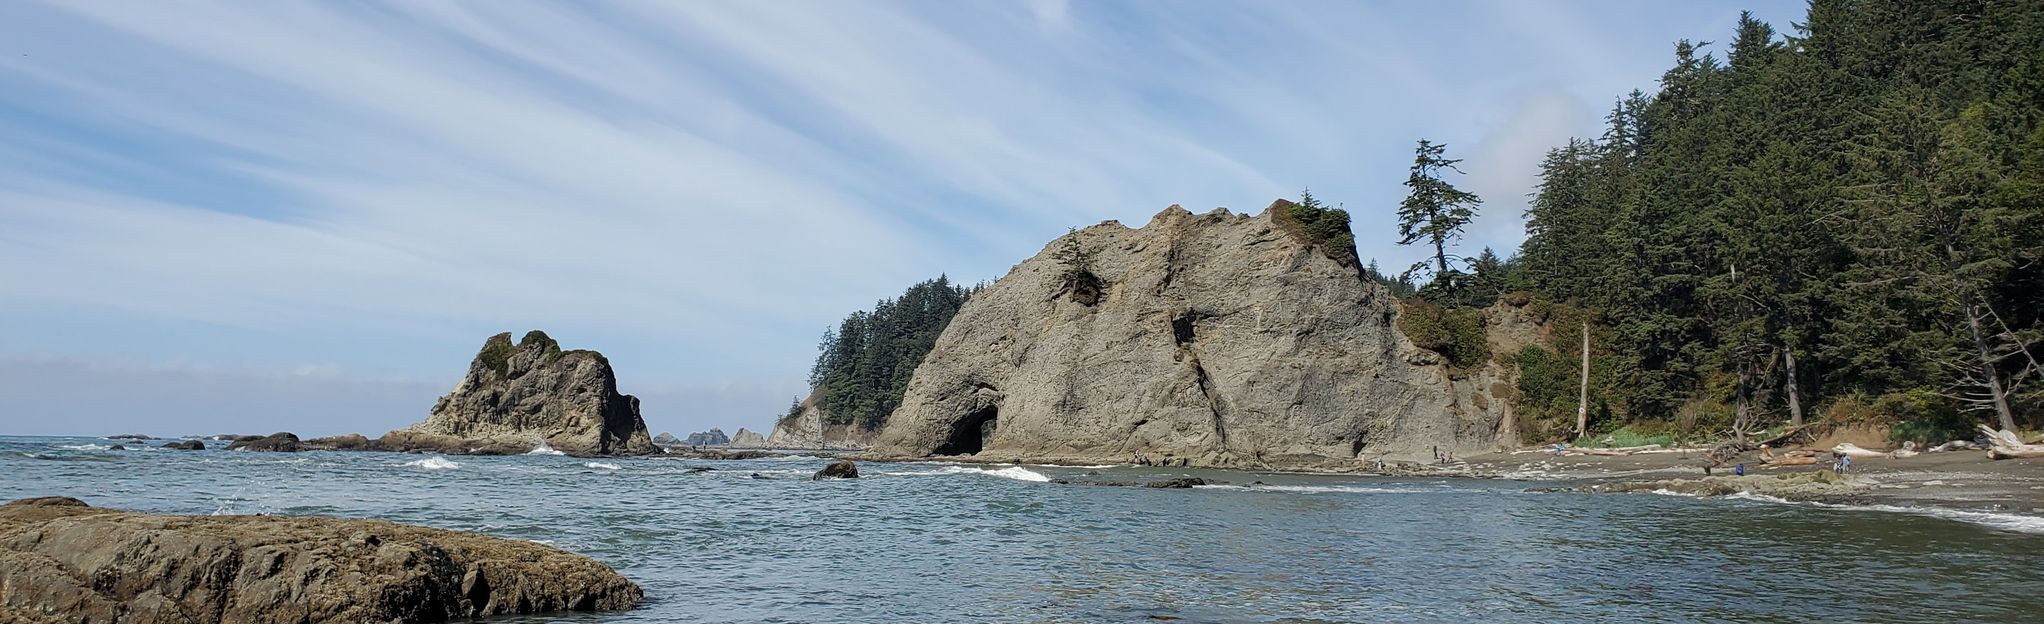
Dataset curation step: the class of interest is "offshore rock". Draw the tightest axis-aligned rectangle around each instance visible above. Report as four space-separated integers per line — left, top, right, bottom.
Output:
869 201 1507 468
225 432 301 452
812 460 860 480
727 427 767 448
387 331 655 457
652 432 680 446
684 429 730 447
0 497 641 623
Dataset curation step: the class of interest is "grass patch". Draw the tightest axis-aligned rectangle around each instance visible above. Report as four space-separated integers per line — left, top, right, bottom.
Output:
1581 424 1676 448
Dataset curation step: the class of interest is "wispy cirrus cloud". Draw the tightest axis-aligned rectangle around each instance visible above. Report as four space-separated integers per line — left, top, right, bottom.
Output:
0 0 1806 436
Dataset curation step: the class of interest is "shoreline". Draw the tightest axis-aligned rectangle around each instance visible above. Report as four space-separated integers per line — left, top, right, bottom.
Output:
35 435 2044 530
851 447 2044 528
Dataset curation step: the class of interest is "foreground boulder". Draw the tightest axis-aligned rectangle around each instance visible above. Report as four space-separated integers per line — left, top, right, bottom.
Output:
813 460 859 480
0 497 640 623
386 331 655 457
869 202 1507 468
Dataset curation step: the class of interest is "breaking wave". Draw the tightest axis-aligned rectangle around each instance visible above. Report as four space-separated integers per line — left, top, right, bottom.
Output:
58 444 112 451
583 462 621 470
1196 484 1434 494
525 440 566 456
879 465 1051 482
1723 491 2044 535
404 457 461 470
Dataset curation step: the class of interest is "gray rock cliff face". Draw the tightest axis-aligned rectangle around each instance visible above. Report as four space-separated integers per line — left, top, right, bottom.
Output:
727 427 767 448
763 392 877 450
389 331 655 457
869 201 1506 468
0 497 640 623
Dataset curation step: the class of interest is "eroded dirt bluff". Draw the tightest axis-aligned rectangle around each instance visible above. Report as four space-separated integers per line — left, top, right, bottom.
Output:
869 201 1521 469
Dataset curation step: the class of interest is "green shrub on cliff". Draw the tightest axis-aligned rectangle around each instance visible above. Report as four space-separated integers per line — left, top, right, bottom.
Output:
1276 189 1359 269
1397 301 1488 370
478 338 516 377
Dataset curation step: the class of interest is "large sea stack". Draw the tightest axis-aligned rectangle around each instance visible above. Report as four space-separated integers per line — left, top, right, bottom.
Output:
386 331 656 457
869 201 1522 468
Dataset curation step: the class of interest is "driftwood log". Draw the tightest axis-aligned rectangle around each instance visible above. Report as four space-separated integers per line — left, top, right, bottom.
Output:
1980 425 2044 460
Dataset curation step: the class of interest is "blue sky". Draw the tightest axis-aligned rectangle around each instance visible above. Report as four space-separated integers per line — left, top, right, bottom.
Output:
0 1 1805 437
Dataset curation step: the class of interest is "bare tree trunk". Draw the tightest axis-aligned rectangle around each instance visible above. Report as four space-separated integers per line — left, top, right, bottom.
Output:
1963 297 2019 432
1734 359 1754 445
1783 344 1804 427
1575 321 1590 440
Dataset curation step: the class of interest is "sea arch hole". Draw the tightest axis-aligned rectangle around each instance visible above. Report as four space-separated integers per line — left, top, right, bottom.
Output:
935 405 999 456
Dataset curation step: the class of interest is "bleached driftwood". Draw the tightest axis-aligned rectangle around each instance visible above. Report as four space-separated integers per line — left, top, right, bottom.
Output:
1762 455 1817 467
1980 425 2044 460
1928 440 1977 453
1832 443 1889 459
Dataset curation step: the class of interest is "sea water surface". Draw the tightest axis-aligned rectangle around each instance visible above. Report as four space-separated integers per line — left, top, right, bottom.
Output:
5 435 2041 623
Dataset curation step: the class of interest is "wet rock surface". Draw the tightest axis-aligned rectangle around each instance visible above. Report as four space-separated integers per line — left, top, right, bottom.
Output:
813 460 860 480
0 497 641 623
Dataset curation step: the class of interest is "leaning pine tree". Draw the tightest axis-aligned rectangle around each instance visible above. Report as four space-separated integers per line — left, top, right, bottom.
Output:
1396 139 1483 300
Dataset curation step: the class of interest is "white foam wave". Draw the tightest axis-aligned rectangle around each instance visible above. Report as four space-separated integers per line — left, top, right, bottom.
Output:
58 444 111 451
1197 484 1433 494
1721 491 2044 534
583 462 621 470
878 465 1051 482
525 440 565 456
404 457 461 470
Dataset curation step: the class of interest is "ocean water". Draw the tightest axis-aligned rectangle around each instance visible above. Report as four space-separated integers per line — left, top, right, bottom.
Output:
5 436 2041 623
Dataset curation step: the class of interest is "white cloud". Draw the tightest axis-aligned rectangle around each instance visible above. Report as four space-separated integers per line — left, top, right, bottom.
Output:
0 0 1797 433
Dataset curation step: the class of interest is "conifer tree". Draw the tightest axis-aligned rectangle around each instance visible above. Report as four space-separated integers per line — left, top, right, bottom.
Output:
1397 139 1482 294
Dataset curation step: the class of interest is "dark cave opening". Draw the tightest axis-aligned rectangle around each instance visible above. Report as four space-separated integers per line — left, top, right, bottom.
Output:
935 405 999 456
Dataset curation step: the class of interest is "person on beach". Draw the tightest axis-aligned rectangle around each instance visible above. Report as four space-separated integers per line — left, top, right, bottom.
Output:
1839 454 1852 473
1734 464 1745 476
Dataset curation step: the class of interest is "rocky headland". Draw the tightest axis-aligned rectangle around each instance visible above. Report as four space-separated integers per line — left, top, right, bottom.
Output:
866 201 1519 469
763 391 880 450
0 496 640 623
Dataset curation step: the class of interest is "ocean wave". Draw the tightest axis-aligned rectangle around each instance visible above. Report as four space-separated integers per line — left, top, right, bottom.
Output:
525 441 565 456
583 462 621 470
878 465 1051 482
404 457 461 470
1197 484 1433 494
1722 491 2044 535
57 444 112 451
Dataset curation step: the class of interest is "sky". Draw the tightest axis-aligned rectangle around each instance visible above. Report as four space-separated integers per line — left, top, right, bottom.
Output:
0 0 1807 438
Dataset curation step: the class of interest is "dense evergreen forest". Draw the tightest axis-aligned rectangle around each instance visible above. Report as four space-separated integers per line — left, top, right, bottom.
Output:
784 2 2040 446
791 277 978 430
1431 1 2043 443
